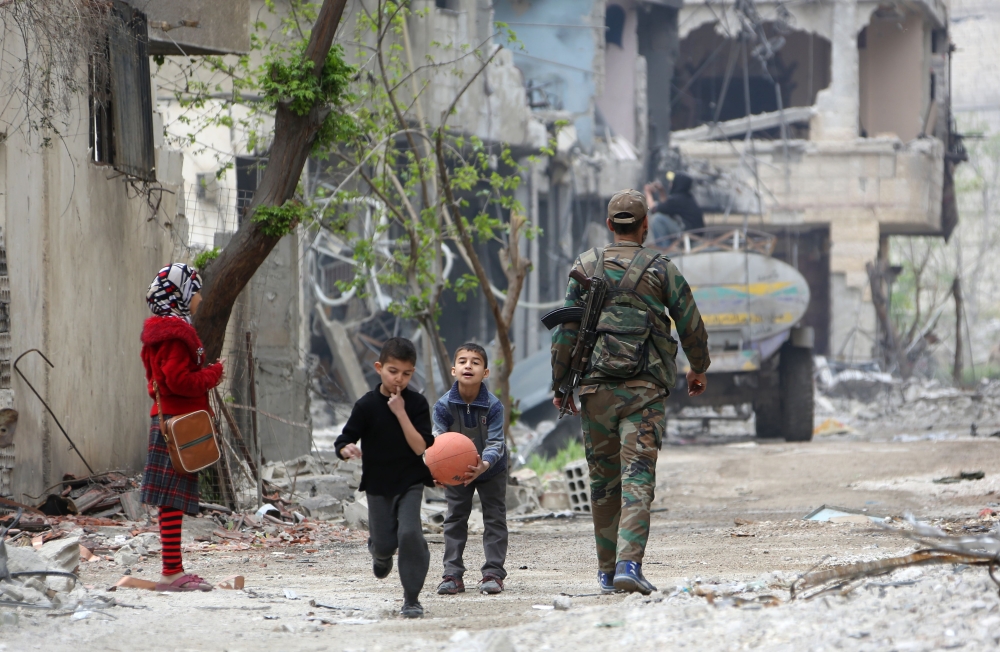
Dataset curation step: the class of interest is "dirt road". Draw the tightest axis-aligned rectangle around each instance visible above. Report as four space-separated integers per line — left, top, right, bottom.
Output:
4 436 1000 651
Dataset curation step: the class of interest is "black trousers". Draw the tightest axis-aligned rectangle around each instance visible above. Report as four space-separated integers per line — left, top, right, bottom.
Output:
366 483 429 601
442 471 508 579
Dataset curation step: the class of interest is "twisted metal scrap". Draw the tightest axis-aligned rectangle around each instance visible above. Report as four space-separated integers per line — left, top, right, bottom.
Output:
791 516 1000 599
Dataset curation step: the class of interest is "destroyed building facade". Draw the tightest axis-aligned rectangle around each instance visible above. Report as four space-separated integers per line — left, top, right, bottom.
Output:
671 0 959 362
0 1 249 501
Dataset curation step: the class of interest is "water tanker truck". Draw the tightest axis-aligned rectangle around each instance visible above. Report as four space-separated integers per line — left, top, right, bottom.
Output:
650 227 815 441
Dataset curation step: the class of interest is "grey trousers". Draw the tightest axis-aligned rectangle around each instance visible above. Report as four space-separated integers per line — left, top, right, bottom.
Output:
442 471 508 579
366 483 429 601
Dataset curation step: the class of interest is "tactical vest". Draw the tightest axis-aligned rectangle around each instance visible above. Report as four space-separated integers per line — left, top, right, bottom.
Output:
579 246 679 390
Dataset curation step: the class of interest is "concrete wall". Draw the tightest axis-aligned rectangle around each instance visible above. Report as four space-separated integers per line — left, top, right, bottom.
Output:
596 0 639 144
139 0 251 56
246 233 311 464
678 137 945 360
1 55 184 500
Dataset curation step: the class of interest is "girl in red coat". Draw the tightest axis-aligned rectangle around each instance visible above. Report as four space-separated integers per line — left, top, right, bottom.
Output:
141 263 224 591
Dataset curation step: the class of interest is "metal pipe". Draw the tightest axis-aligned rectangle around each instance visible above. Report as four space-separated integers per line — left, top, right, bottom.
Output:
13 349 94 474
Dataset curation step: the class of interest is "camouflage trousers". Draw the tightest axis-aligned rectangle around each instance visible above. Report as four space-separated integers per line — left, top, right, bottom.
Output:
579 384 664 573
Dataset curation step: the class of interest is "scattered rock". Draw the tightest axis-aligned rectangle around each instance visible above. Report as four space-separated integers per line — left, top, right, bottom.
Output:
553 595 572 610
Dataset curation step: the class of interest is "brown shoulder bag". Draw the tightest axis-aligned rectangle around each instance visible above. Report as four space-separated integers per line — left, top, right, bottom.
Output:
152 381 221 474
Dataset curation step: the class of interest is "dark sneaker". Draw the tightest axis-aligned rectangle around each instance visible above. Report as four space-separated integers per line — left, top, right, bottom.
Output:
613 561 656 595
373 556 393 579
400 600 424 618
437 575 465 595
479 574 504 594
598 570 616 594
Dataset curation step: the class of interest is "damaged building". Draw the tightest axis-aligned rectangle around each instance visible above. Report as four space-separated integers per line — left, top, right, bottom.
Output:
670 0 961 361
0 1 249 501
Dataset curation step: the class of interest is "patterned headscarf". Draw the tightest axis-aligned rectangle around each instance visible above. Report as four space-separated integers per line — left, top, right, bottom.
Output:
146 263 202 321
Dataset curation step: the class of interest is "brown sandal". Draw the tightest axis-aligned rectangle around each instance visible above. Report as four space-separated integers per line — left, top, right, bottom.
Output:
155 573 213 592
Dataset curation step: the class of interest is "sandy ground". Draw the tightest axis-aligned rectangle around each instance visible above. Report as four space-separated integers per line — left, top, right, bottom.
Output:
4 431 1000 651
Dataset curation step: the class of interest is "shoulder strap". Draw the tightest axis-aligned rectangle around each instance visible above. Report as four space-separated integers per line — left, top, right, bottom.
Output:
152 381 167 438
578 247 602 277
617 247 660 292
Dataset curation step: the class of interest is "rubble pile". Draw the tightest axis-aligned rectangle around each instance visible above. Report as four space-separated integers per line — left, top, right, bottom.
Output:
0 511 92 615
814 376 1000 441
262 454 360 520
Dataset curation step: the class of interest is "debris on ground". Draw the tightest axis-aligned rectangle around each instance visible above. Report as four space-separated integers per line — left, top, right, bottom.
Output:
803 505 885 524
812 418 856 437
933 470 986 484
791 515 1000 599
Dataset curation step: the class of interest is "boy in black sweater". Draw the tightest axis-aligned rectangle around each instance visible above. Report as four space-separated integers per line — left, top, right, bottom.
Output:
334 338 435 618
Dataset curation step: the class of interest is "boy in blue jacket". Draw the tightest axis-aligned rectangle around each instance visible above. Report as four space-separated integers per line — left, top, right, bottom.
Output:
432 343 508 595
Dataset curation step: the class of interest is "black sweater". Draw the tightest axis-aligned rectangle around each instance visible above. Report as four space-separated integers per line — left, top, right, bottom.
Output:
334 384 435 496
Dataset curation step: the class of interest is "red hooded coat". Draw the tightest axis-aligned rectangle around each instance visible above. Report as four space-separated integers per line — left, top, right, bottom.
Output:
141 316 223 417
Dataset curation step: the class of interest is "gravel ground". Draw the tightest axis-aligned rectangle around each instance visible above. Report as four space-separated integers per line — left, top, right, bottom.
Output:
4 431 1000 651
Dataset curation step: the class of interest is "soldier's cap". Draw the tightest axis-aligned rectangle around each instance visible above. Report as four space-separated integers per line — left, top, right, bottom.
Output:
607 189 647 224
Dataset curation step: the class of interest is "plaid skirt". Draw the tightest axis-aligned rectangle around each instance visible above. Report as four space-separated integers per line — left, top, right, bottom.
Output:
141 416 200 515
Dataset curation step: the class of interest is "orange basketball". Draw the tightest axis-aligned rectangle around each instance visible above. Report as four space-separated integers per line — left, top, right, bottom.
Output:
425 432 479 486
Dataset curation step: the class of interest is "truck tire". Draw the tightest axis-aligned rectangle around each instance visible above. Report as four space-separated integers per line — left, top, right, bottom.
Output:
779 345 814 442
754 399 783 438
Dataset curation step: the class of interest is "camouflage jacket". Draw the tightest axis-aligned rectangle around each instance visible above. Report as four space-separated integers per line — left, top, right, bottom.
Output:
551 242 710 393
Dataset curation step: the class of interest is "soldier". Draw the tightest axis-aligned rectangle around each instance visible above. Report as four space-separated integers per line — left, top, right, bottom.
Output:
550 188 710 595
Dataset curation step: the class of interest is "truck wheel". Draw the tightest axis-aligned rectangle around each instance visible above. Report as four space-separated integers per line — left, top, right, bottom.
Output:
780 345 814 442
754 399 783 438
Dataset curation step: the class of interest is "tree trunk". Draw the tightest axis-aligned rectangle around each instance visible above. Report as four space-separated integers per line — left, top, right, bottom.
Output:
867 261 910 378
193 0 348 361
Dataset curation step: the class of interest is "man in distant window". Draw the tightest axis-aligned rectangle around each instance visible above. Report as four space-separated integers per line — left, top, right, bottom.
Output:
644 172 705 244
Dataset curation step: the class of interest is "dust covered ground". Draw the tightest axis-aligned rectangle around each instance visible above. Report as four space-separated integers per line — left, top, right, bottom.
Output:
5 417 1000 651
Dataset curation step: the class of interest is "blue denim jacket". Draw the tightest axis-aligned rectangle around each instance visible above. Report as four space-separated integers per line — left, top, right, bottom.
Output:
432 382 506 481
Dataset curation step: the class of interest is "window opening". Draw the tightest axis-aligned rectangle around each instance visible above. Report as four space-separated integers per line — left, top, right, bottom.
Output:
605 5 625 48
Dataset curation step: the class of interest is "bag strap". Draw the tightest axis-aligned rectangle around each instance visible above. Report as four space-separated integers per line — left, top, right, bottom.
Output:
152 381 169 441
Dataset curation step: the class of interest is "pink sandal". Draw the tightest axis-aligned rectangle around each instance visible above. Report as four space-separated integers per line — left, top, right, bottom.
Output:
155 573 213 592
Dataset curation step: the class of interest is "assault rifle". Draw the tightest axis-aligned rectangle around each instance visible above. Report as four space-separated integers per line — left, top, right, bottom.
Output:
541 269 608 419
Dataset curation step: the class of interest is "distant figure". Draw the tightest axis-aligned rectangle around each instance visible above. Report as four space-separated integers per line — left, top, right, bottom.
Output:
644 172 705 244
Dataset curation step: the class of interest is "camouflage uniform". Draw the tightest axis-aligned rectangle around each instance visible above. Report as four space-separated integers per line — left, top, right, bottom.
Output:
551 241 710 572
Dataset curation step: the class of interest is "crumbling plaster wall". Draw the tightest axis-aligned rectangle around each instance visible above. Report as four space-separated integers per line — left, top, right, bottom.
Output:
246 234 311 463
677 1 948 362
678 137 944 360
1 93 183 500
596 0 639 144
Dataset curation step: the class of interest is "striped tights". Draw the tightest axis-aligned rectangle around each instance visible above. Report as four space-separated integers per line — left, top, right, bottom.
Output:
159 507 184 576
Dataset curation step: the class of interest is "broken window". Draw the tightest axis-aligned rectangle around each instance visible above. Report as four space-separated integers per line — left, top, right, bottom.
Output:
858 10 933 141
671 22 831 137
236 155 267 224
88 0 155 181
605 4 626 48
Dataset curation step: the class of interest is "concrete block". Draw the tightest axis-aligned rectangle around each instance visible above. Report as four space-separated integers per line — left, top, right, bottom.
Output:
299 495 343 520
182 516 219 544
292 474 354 503
37 536 80 573
540 492 571 511
506 483 540 515
343 494 369 530
878 154 897 178
563 460 591 513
